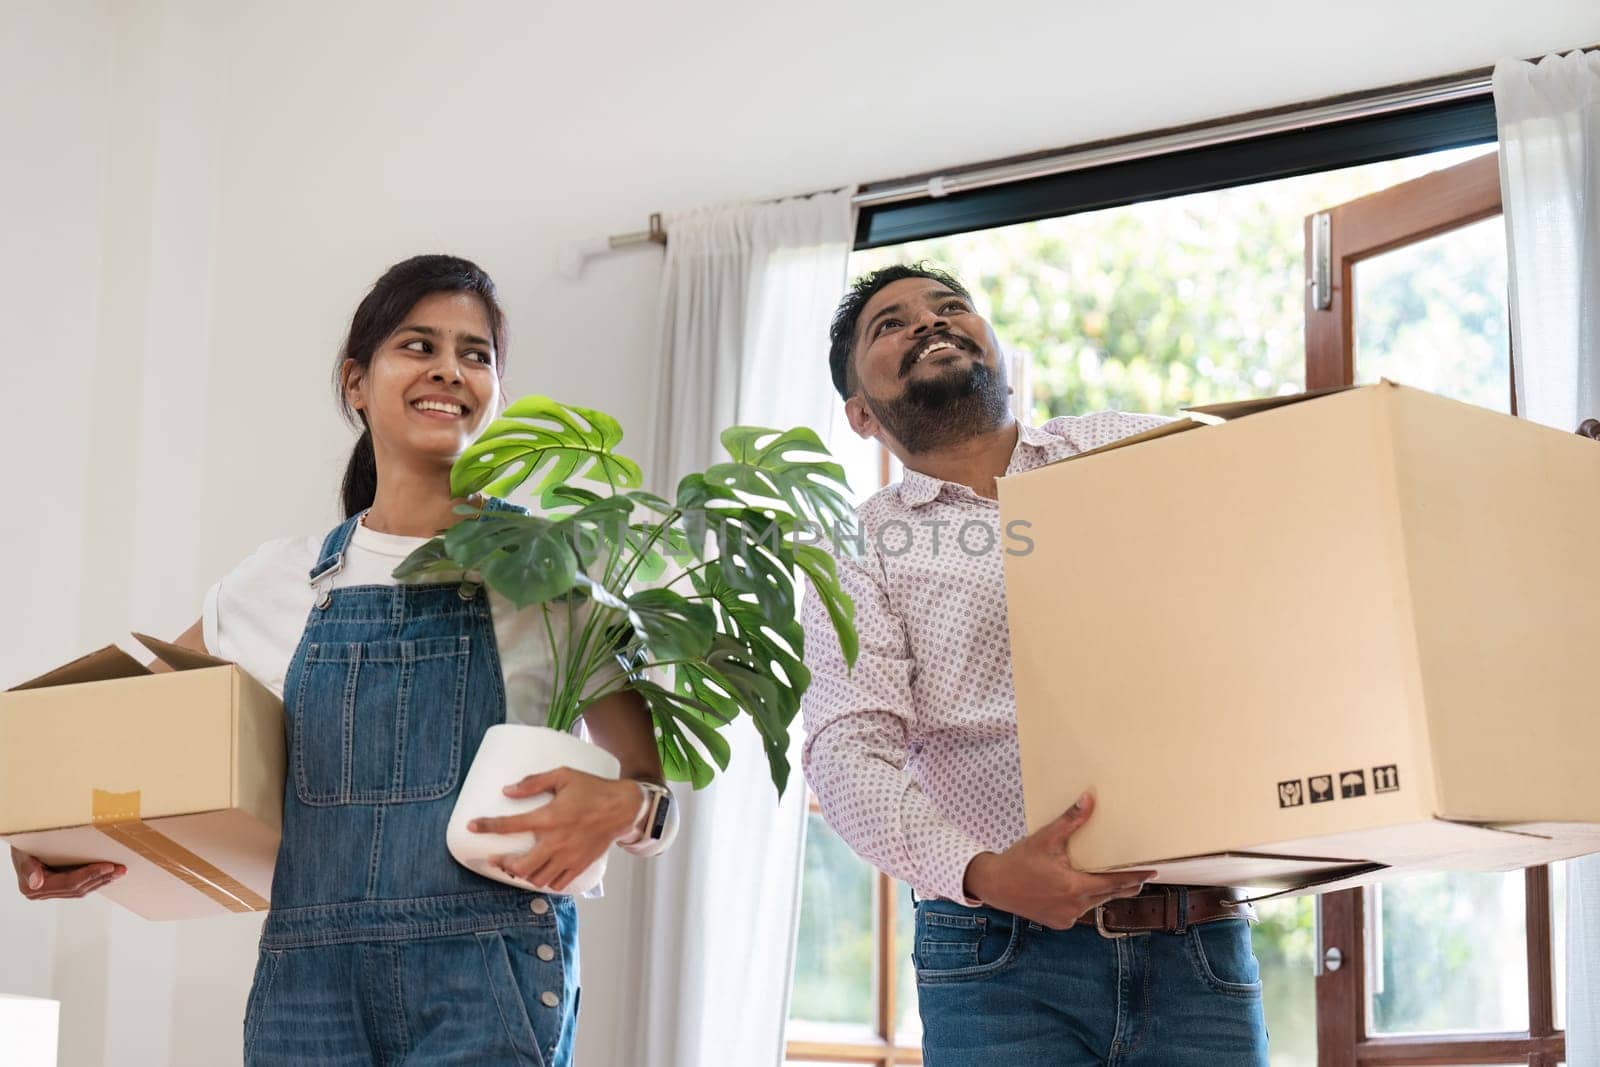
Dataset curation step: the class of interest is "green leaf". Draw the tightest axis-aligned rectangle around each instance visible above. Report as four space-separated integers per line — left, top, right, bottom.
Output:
706 509 796 618
705 426 854 530
451 395 643 500
440 514 579 608
627 679 734 789
678 635 800 795
794 543 858 668
625 588 715 663
392 537 461 582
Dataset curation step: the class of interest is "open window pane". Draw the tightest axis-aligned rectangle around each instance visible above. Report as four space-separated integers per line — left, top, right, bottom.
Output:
1353 214 1510 411
1251 895 1316 1067
790 812 876 1035
1367 872 1529 1036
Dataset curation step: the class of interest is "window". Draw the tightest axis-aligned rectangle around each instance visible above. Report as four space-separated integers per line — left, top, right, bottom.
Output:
784 800 921 1066
786 89 1567 1066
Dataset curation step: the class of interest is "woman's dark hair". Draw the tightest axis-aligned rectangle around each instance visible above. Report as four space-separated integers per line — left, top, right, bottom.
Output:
335 254 508 517
827 262 971 401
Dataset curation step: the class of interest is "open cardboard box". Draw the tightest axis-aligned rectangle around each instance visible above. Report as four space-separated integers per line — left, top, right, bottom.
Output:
1001 382 1600 900
0 635 283 920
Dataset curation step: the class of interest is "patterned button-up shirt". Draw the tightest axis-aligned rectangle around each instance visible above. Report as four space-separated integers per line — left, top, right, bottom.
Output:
799 412 1170 902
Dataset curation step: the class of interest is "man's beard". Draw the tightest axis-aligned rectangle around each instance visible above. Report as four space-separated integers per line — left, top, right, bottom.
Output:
862 359 1011 455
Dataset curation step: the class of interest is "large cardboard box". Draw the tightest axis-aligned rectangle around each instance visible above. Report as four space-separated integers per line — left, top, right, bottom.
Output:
0 635 283 920
1001 382 1600 898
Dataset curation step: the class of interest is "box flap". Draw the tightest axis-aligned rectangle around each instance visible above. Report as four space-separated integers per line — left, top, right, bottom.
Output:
1012 383 1371 475
1239 862 1392 904
131 633 231 672
1103 850 1379 891
1182 383 1359 421
1021 416 1207 470
9 646 151 692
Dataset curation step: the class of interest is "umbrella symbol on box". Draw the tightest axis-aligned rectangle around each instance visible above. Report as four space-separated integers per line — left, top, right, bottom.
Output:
1340 770 1366 798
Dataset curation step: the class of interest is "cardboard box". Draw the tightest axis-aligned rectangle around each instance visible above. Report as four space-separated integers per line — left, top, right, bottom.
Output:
1001 382 1600 899
0 635 283 920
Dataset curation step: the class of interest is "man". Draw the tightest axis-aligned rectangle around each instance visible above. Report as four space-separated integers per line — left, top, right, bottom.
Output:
799 264 1269 1065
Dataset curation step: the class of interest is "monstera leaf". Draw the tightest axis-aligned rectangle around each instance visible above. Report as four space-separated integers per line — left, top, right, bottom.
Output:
395 512 580 608
452 396 643 498
705 426 854 530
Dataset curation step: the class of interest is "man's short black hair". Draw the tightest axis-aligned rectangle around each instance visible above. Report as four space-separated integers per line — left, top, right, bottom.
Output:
828 263 971 401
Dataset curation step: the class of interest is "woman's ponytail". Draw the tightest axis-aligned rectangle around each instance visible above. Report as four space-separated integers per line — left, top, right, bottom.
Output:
340 426 378 518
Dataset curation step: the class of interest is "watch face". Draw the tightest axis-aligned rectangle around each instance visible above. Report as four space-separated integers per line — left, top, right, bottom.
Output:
648 792 672 839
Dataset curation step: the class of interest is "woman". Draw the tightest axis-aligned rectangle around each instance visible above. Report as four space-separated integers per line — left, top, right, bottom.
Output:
10 254 674 1065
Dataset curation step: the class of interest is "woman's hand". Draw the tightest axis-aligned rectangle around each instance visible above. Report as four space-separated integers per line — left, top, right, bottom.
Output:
466 769 642 892
11 847 125 901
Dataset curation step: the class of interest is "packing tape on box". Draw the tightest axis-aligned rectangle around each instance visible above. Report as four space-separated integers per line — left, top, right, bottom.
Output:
91 789 268 913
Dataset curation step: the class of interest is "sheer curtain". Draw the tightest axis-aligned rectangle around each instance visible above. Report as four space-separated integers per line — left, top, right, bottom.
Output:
630 187 856 1067
1493 49 1600 1061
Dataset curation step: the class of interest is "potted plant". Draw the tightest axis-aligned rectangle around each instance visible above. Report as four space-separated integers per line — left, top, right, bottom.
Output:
395 396 860 894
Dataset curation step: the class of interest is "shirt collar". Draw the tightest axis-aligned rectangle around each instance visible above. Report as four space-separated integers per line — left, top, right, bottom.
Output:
894 422 1049 508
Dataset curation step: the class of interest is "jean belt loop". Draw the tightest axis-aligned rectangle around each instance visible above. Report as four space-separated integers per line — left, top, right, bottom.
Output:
1173 886 1189 935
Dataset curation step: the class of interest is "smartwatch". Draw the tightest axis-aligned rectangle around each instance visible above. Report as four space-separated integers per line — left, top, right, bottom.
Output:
635 780 673 842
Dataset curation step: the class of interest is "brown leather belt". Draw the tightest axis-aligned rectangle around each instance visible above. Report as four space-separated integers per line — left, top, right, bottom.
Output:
1074 885 1254 939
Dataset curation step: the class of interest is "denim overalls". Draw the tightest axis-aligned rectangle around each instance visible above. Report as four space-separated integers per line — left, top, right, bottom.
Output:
242 509 580 1066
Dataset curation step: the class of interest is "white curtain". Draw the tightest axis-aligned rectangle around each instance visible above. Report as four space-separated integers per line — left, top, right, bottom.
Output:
631 187 856 1067
1494 49 1600 1062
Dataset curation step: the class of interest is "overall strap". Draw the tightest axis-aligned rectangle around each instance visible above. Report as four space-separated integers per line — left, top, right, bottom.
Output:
481 496 527 516
308 513 362 605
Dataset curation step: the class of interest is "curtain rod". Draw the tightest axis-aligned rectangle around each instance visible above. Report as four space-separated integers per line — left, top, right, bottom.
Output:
591 47 1593 255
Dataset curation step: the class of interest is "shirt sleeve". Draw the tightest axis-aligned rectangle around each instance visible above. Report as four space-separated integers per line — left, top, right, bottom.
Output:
799 546 990 904
201 536 319 701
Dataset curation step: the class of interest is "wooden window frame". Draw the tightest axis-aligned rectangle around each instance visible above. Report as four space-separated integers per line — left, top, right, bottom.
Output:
1305 150 1564 1066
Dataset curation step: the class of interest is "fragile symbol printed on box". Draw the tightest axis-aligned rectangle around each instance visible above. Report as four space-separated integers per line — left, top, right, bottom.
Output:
1309 775 1335 803
1372 764 1400 793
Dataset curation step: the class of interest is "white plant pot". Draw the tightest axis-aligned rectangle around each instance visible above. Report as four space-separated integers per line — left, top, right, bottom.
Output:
447 723 622 896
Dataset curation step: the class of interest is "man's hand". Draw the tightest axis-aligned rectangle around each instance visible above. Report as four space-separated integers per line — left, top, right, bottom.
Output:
961 792 1154 929
11 847 125 901
466 768 642 892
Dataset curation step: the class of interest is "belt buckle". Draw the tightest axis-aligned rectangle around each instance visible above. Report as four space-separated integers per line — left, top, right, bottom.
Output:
1094 906 1134 940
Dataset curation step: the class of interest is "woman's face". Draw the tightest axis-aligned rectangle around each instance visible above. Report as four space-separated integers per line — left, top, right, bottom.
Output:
344 290 501 472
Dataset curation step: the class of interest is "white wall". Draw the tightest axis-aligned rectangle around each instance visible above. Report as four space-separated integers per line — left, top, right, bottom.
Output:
3 1 1597 1064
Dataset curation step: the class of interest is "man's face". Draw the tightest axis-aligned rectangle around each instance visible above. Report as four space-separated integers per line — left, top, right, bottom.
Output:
844 277 1010 454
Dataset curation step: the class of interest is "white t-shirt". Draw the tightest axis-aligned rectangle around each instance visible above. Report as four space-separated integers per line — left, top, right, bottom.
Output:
202 522 612 726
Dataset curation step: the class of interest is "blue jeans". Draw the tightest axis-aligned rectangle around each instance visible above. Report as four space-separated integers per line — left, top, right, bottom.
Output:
913 899 1268 1066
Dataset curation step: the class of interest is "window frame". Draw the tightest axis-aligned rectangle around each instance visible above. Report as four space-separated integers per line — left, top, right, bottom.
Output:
855 96 1497 249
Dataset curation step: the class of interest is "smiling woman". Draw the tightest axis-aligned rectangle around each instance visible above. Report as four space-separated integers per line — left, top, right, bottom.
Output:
10 253 674 1067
